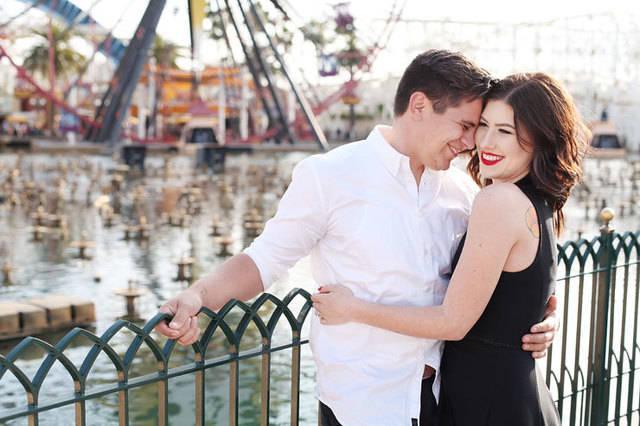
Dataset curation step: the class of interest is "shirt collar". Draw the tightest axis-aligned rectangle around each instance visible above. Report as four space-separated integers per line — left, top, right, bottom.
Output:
367 125 444 195
367 125 406 177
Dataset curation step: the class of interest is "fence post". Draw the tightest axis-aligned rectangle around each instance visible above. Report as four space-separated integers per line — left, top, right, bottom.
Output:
589 207 615 426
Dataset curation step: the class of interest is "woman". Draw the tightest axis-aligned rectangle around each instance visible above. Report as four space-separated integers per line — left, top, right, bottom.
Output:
312 73 587 425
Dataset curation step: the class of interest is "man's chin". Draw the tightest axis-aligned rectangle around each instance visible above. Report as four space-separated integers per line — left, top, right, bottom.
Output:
434 157 454 171
424 155 453 171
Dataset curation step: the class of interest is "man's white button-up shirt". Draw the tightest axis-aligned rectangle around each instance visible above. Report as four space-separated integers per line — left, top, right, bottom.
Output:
244 126 478 425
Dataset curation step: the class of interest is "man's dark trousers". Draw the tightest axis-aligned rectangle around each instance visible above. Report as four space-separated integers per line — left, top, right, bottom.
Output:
318 375 438 425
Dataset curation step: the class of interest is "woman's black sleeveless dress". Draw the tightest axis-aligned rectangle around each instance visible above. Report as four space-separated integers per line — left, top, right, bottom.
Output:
438 175 561 426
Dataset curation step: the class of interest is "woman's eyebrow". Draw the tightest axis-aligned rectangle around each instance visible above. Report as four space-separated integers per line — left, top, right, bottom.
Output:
479 116 515 129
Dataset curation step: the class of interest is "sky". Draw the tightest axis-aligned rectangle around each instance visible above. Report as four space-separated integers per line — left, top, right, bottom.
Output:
1 0 637 48
2 0 639 138
1 0 638 83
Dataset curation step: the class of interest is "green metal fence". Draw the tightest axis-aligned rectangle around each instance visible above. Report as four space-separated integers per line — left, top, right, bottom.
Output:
1 213 639 425
0 291 313 426
547 212 640 425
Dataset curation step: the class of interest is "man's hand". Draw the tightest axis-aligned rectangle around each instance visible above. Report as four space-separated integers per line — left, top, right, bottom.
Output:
153 254 265 345
155 289 203 346
522 294 558 359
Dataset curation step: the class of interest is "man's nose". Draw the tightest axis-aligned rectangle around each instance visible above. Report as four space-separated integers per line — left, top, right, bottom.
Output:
461 132 476 150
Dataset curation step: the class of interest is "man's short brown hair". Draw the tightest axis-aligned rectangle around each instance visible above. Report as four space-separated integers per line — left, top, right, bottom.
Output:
394 49 491 116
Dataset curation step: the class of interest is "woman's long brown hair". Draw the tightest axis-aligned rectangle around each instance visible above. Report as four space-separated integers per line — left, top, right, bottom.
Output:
467 73 590 235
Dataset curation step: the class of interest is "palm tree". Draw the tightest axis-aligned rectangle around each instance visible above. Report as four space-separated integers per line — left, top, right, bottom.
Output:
148 36 180 138
23 24 86 80
22 23 86 133
151 36 178 69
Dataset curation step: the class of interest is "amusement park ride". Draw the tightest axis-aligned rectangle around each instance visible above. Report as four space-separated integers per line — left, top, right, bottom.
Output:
0 0 406 152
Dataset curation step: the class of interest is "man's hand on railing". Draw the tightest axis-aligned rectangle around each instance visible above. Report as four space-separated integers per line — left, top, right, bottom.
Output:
522 294 558 359
155 289 203 346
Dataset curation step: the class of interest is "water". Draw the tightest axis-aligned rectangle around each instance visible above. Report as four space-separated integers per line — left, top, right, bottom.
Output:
0 151 638 425
0 151 318 425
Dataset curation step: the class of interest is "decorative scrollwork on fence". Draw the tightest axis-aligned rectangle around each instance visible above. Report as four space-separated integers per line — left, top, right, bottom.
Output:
0 288 313 426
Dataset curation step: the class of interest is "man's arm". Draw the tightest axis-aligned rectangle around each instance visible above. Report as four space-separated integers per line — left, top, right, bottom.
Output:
522 294 557 358
155 157 328 345
155 254 263 345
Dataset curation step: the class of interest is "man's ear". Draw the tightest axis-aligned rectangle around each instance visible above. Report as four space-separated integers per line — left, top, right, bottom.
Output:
407 92 432 120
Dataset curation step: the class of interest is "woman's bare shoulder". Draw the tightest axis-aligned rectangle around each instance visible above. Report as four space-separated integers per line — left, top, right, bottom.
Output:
470 183 531 229
476 182 530 204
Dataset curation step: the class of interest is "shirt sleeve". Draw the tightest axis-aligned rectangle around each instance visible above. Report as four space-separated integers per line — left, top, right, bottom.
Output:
243 157 328 290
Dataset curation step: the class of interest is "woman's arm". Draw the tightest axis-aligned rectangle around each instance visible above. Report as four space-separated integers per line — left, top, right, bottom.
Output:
313 183 526 340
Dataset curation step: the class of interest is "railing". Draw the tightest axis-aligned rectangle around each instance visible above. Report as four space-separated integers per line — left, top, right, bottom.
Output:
0 210 639 426
0 291 313 425
546 210 640 425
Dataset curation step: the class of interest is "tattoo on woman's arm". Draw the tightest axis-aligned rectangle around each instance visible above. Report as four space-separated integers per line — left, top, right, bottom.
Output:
525 206 540 239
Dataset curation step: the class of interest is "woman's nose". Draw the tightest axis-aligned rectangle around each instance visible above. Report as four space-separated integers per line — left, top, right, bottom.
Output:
476 130 493 149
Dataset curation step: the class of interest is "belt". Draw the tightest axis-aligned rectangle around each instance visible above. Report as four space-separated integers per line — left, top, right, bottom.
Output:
422 365 435 379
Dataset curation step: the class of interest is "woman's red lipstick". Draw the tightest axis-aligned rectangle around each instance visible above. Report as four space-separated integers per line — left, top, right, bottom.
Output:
480 151 504 166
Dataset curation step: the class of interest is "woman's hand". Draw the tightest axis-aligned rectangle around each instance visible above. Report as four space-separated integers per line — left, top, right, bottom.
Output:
311 284 357 325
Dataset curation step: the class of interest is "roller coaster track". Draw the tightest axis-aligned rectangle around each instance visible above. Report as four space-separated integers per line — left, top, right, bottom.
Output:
14 0 127 61
0 44 100 130
3 0 404 146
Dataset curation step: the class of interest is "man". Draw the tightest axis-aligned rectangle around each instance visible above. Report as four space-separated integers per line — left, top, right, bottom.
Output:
156 50 556 425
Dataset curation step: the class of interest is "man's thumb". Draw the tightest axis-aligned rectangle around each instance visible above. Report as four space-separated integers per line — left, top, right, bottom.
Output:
169 304 190 329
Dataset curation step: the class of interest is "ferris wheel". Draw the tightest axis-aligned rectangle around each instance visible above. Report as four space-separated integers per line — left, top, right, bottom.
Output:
0 0 405 149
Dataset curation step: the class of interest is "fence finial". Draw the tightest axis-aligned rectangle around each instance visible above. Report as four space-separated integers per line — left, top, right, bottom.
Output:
599 207 615 228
